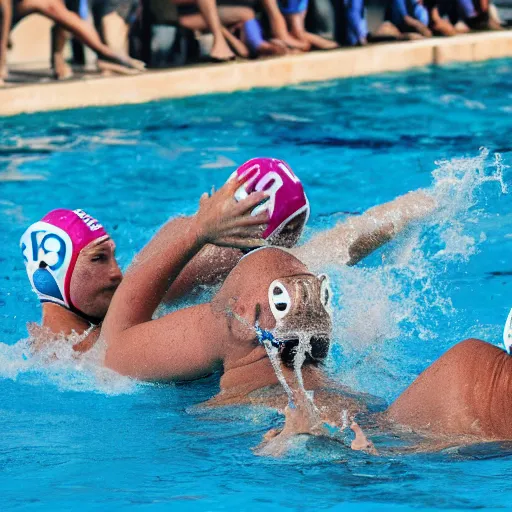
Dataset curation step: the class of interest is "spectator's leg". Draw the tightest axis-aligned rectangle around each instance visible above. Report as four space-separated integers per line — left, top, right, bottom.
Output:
429 6 457 35
287 11 337 49
237 17 288 56
0 0 12 84
260 0 309 50
17 0 144 70
219 6 252 57
102 11 129 54
179 4 251 59
51 24 73 78
196 0 235 60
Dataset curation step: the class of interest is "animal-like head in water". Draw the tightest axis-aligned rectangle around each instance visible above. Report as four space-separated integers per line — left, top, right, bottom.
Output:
214 248 333 367
268 273 332 366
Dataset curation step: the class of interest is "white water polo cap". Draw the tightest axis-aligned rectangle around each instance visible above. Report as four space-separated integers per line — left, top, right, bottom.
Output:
503 308 512 354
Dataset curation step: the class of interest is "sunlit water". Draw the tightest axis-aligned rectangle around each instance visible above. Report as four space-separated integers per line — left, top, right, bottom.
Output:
1 59 512 510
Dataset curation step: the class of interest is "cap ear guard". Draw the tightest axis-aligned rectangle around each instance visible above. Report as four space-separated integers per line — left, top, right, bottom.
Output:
20 221 74 307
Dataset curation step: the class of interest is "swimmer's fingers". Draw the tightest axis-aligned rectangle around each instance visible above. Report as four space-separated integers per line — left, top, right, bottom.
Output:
232 191 270 218
220 221 266 238
230 211 269 230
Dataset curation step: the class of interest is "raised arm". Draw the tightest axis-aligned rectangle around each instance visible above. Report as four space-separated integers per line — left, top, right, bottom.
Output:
102 180 268 380
162 244 242 302
292 190 437 268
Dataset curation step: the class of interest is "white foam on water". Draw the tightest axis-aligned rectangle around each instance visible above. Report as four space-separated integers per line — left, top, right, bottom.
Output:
0 331 137 396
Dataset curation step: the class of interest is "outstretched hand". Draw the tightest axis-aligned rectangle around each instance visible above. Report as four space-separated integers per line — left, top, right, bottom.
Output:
194 175 269 250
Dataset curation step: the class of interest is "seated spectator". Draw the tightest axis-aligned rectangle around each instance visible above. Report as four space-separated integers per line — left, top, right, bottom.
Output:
173 0 313 61
334 0 368 46
382 0 432 37
278 0 338 50
426 0 503 33
51 0 139 79
444 0 503 30
0 0 144 85
173 0 251 61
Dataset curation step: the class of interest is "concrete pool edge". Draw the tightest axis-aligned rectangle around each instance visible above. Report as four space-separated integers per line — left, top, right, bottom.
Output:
1 31 511 116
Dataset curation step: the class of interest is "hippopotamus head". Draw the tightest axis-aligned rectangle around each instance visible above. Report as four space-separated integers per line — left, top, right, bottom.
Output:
214 248 332 368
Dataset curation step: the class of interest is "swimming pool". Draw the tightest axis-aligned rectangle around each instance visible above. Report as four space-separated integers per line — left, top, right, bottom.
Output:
1 58 511 510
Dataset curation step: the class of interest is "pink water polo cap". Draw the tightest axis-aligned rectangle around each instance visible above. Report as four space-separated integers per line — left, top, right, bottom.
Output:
233 158 310 241
20 209 108 310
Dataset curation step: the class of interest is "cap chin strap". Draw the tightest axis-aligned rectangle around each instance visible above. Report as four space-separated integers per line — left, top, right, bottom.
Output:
69 304 103 326
41 298 103 326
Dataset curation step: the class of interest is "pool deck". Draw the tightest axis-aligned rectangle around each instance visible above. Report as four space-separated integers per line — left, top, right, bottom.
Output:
1 31 511 117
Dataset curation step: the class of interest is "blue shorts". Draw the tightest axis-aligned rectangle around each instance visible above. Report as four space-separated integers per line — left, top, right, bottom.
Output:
278 0 309 15
385 0 429 29
337 0 368 46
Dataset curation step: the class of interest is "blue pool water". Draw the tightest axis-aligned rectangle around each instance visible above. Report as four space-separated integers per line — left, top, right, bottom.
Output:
1 59 511 510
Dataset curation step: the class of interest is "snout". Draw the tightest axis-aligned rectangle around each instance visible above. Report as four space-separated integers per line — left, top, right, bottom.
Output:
278 333 331 368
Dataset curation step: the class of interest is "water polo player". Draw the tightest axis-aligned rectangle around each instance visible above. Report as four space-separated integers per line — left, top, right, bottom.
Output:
102 222 377 452
165 157 437 301
21 157 436 355
20 208 122 349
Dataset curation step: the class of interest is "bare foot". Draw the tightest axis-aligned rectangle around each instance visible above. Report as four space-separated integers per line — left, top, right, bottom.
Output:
256 40 289 57
401 33 424 41
53 57 73 80
454 21 470 33
97 57 145 76
275 32 310 51
210 36 236 61
222 27 249 58
304 32 339 50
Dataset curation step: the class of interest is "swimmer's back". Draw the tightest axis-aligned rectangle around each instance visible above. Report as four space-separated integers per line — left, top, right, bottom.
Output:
387 339 512 439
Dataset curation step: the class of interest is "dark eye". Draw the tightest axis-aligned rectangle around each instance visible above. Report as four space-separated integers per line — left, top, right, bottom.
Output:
91 254 107 262
318 274 332 311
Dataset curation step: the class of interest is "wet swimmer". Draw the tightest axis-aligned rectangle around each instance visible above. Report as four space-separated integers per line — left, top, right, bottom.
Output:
20 208 122 352
385 336 512 443
19 158 437 357
20 178 266 354
103 239 377 451
264 318 512 454
165 157 438 301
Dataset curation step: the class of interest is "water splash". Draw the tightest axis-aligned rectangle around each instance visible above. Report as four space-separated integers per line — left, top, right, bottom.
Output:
328 149 508 398
0 331 137 395
292 333 319 416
